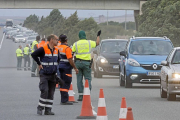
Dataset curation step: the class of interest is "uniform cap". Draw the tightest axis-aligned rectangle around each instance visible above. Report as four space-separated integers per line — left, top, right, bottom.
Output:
60 35 67 41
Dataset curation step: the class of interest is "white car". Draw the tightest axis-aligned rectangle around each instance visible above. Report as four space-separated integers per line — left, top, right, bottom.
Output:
14 35 26 43
160 47 180 101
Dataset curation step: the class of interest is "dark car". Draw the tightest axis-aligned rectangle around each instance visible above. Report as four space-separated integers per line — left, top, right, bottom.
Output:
93 39 128 78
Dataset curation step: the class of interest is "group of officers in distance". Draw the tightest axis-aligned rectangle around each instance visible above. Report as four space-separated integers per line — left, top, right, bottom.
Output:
17 30 101 115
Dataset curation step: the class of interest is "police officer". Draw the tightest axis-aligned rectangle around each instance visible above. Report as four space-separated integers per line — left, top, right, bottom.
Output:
16 45 23 70
31 36 40 77
58 35 79 105
72 30 101 101
23 44 31 71
31 34 60 115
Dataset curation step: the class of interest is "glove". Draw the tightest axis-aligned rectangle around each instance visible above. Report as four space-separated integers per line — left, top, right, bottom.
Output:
56 76 64 87
97 30 101 37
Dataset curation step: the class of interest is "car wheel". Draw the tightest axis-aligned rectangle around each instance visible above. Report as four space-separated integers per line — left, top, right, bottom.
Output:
167 83 176 101
125 72 132 88
160 84 167 98
119 72 125 86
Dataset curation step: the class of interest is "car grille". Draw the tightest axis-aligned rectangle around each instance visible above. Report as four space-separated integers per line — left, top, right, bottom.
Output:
141 64 162 70
104 68 119 73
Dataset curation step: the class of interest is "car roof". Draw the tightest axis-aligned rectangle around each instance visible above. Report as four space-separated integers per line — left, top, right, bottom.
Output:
130 37 171 41
174 47 180 50
101 39 128 42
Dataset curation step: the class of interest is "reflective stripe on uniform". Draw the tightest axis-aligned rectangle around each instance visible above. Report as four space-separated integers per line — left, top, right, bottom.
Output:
41 62 58 65
38 102 45 107
60 88 69 92
78 93 83 95
60 59 69 62
66 74 72 77
45 54 58 57
45 104 52 108
75 40 91 55
59 52 66 55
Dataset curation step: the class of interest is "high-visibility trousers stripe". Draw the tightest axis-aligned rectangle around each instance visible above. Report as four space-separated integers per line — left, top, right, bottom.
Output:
60 88 68 92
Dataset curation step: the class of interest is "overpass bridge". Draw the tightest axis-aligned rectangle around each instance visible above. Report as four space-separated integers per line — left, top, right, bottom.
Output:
0 0 146 10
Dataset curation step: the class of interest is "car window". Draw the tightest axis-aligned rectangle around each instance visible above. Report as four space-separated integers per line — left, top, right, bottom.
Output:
172 50 180 64
166 49 174 62
129 40 173 55
100 41 127 54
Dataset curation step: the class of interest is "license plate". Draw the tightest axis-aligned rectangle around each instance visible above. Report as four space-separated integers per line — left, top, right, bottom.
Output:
147 72 160 76
113 65 119 69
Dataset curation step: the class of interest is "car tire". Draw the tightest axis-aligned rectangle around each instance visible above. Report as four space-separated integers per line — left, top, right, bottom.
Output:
160 84 167 98
125 72 132 88
167 84 176 101
119 72 125 86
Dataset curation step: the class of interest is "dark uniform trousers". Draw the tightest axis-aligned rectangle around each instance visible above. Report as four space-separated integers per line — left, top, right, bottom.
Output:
59 68 72 103
38 74 56 111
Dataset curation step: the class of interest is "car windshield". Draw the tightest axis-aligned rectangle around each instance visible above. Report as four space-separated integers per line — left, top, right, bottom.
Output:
129 40 173 55
100 41 127 53
172 50 180 64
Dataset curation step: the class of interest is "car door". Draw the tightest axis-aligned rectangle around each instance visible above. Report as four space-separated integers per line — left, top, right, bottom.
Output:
161 49 175 89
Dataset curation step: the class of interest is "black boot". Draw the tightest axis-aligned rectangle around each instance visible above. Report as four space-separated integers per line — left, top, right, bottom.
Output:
77 95 83 101
37 108 43 115
44 110 55 115
60 101 73 105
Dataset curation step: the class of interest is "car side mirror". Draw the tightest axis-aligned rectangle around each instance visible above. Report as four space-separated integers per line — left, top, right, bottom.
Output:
120 51 126 57
161 61 168 66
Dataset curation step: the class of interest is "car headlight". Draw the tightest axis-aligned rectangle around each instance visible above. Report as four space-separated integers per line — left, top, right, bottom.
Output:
172 73 180 78
98 56 108 63
128 58 140 67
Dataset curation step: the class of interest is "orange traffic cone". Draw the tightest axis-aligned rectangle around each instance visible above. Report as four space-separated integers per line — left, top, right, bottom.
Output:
126 107 134 120
76 80 96 119
96 88 108 120
68 83 78 103
119 97 127 120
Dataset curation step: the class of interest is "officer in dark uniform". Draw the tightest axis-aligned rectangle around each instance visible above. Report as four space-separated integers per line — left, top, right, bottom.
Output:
58 35 79 105
31 34 60 115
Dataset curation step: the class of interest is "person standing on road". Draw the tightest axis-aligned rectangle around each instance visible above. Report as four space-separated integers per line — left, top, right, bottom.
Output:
31 36 40 77
31 34 60 115
72 30 101 101
16 45 23 70
58 35 79 105
23 44 31 71
38 38 46 48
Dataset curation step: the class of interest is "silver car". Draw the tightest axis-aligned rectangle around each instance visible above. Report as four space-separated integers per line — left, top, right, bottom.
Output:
14 35 27 43
160 47 180 101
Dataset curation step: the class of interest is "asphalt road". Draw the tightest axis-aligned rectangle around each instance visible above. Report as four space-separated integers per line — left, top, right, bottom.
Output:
0 28 180 120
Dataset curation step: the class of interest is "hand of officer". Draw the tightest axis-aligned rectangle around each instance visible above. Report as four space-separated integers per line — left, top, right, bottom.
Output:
39 65 43 70
97 30 101 37
75 68 79 74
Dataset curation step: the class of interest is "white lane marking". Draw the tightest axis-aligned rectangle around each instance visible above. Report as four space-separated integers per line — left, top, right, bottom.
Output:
0 33 5 50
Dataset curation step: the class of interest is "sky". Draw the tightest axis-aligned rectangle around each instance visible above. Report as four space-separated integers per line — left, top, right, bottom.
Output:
0 9 133 18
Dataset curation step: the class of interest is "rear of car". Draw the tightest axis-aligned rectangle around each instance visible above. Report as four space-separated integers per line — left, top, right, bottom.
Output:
120 37 173 88
93 39 127 78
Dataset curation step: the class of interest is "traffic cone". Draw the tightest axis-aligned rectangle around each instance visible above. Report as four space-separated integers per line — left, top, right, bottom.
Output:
96 88 108 120
68 83 78 103
126 107 134 120
119 97 127 120
76 80 96 119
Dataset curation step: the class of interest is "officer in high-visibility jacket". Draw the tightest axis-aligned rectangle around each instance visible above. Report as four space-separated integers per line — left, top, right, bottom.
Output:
58 35 78 105
72 30 101 101
16 45 23 70
23 44 31 71
31 34 60 115
31 36 40 77
38 38 46 48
